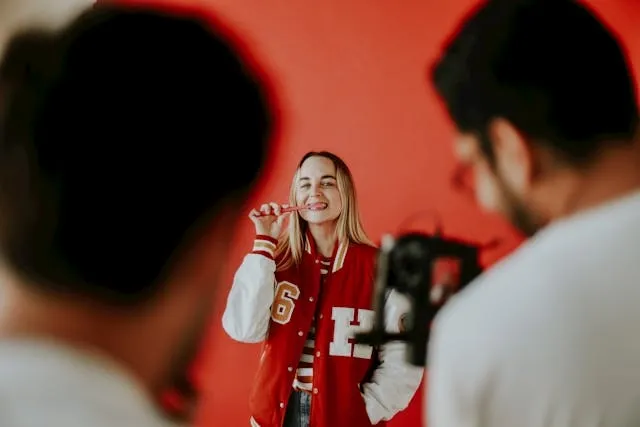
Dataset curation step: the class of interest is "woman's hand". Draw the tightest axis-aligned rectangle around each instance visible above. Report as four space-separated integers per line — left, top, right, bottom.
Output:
248 202 291 239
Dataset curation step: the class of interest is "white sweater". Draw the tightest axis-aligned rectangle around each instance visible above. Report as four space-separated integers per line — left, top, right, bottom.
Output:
427 190 640 427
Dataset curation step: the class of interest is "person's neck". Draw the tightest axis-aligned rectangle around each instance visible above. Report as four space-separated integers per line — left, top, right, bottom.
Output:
308 222 337 257
0 275 164 396
537 143 640 222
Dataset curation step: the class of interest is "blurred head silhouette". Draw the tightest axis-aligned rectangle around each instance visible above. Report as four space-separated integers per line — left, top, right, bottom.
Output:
432 0 639 236
0 2 273 421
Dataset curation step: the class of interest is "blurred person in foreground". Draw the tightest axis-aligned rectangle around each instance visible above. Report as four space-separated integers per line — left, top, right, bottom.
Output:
0 3 274 427
427 1 640 426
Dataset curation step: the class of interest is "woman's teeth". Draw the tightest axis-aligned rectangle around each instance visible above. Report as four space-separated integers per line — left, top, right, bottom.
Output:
307 202 327 210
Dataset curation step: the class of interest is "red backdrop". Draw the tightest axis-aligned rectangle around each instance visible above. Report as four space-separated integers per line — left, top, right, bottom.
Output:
117 0 640 425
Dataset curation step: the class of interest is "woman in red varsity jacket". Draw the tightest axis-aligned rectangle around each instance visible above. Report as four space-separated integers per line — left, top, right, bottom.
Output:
222 151 423 427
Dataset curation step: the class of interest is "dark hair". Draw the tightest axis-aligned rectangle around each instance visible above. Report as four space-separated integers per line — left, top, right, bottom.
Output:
0 4 273 303
430 0 638 165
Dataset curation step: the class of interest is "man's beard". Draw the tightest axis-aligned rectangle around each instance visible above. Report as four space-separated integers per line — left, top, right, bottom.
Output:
158 301 212 423
496 175 541 238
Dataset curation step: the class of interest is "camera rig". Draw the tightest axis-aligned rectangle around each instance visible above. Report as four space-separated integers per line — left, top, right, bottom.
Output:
355 232 484 366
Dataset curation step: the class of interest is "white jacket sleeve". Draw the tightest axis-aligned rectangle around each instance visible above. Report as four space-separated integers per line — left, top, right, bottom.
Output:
362 290 425 424
221 241 277 343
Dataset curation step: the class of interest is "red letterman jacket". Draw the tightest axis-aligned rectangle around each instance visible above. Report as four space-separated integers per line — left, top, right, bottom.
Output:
222 234 423 427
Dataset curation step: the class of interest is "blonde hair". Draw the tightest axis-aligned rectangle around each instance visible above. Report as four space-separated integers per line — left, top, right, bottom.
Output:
275 151 374 271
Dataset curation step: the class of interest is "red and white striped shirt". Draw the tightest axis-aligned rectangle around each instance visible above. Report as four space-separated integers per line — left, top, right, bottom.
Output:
292 256 331 392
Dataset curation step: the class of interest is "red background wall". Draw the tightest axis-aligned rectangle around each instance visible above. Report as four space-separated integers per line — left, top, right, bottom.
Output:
120 0 640 425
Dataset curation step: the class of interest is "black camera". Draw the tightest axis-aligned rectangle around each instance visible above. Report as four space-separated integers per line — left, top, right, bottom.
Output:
355 232 484 366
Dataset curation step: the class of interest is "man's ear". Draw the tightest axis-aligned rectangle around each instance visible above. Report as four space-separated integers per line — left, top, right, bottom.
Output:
487 118 535 194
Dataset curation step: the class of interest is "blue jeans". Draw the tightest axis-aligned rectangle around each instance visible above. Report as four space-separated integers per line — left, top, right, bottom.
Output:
283 390 311 427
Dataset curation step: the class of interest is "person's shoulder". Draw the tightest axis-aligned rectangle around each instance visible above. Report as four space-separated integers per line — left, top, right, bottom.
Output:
432 230 575 356
432 245 539 342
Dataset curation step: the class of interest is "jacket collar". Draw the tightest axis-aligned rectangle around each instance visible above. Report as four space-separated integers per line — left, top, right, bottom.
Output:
304 230 348 273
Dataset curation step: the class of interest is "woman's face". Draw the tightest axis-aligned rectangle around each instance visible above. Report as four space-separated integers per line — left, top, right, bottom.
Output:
295 156 342 225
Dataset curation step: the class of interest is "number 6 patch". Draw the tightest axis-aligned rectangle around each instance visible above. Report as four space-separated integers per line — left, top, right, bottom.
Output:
271 281 300 325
